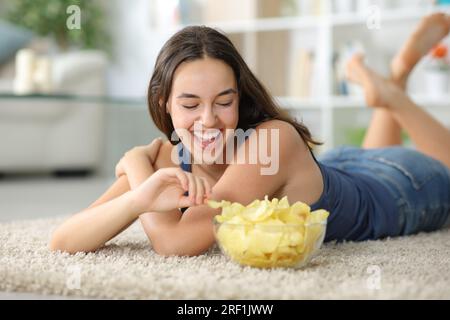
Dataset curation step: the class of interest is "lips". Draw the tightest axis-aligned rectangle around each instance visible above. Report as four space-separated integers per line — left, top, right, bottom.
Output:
191 128 224 148
193 129 222 141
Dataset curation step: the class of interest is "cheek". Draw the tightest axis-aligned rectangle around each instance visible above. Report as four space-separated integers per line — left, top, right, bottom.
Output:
220 105 239 127
171 108 194 128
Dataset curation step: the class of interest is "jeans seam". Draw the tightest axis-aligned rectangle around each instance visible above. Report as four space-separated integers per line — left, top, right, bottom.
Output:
366 156 436 190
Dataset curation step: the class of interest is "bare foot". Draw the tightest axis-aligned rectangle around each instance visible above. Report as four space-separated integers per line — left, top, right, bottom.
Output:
391 13 450 87
346 54 402 110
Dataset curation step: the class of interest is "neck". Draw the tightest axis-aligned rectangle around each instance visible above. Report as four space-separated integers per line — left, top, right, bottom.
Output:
192 153 229 181
196 164 226 180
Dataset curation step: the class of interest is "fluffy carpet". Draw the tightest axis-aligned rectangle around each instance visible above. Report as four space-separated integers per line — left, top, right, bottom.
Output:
0 216 449 299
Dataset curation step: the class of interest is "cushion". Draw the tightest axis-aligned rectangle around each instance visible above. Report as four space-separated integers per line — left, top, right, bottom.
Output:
0 20 33 65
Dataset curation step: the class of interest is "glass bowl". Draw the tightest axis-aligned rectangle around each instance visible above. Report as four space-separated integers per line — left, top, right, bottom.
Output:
213 219 327 269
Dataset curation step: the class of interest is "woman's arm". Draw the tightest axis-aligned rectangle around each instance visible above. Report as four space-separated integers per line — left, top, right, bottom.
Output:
49 188 143 253
87 175 131 209
49 138 209 254
49 139 163 253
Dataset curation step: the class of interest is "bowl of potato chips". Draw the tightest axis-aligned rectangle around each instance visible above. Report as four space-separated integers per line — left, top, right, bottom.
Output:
207 196 329 269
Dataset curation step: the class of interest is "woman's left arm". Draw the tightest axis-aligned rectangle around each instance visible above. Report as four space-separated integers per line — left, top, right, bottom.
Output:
157 120 302 256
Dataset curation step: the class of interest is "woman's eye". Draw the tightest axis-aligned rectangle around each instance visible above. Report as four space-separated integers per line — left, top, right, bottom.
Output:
217 102 232 107
182 105 198 109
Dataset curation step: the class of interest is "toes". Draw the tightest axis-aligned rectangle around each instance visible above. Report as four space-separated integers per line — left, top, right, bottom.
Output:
348 53 365 67
345 54 366 83
421 12 450 34
352 52 365 62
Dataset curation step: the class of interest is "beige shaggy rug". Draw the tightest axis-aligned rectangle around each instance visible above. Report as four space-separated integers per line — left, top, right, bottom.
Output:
0 216 449 300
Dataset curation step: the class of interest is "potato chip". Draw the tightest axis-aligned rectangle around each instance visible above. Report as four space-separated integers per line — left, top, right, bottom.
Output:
208 195 329 268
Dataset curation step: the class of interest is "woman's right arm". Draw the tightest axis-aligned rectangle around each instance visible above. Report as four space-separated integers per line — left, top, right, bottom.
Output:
87 174 131 209
49 139 164 253
48 177 142 253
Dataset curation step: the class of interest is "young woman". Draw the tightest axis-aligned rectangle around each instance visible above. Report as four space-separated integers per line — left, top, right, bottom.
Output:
49 13 450 256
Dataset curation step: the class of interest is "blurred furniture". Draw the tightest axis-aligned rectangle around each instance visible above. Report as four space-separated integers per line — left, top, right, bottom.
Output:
0 20 33 67
0 50 108 174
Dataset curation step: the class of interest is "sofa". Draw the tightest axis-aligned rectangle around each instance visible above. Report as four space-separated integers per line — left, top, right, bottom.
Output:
0 49 108 175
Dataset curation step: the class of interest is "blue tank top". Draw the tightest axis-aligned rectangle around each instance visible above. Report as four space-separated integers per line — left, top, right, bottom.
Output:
176 141 399 242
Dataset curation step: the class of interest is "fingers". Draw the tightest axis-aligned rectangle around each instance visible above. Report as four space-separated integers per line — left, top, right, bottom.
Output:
115 162 120 178
115 157 125 178
159 167 212 206
202 178 212 199
173 168 189 191
192 175 213 205
176 169 212 205
195 176 205 205
186 172 196 204
146 137 163 162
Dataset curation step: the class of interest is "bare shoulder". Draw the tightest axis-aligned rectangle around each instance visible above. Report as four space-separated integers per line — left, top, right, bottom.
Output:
206 119 308 201
237 119 309 163
253 120 322 204
153 140 180 171
258 119 307 146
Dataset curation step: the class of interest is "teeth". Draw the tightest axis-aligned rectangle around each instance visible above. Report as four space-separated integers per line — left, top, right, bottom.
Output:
193 129 221 141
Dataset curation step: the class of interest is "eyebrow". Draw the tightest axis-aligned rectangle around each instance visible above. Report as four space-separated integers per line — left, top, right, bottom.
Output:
176 88 237 99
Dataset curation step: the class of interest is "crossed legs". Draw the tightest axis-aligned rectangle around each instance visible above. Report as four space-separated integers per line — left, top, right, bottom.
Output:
346 13 450 169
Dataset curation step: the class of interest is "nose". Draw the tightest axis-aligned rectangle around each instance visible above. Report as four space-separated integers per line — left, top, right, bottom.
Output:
199 105 217 128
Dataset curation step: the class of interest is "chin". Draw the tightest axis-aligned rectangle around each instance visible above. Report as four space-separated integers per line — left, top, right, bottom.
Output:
192 143 227 165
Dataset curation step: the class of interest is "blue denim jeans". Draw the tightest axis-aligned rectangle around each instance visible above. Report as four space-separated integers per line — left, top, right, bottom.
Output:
318 146 450 236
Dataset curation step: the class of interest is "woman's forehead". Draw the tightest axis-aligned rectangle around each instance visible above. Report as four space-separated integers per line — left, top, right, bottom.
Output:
172 59 236 94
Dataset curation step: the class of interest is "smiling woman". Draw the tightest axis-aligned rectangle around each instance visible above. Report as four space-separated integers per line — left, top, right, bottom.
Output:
48 25 322 256
49 18 450 257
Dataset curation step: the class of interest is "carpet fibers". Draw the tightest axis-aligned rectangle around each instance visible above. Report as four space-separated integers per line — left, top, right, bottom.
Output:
1 216 449 299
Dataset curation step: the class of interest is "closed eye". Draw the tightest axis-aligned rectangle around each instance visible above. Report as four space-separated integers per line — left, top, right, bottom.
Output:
182 102 232 109
182 105 199 109
217 101 232 107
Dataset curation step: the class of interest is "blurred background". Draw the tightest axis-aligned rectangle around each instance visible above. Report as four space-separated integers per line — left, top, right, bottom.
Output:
0 0 450 221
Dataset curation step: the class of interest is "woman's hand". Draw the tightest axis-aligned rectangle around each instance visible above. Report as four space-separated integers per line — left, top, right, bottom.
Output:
115 138 163 179
131 167 212 213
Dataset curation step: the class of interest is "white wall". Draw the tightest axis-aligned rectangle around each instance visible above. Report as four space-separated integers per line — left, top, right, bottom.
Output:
106 0 167 98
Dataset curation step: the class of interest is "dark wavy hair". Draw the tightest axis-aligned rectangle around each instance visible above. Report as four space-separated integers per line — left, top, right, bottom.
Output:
148 25 322 149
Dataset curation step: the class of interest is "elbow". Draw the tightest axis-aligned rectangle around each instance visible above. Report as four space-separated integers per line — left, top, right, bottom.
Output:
48 230 90 254
48 234 68 253
153 245 201 257
148 235 179 256
48 240 67 253
150 234 205 257
48 229 63 251
48 231 73 253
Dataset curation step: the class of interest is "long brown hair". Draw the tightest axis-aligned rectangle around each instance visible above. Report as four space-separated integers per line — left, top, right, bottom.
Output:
148 25 322 149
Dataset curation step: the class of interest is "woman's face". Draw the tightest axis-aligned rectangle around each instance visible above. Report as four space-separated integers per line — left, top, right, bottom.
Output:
166 57 239 164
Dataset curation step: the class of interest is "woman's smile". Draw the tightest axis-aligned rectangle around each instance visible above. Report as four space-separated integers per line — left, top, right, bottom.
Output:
192 128 224 149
